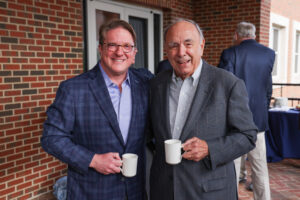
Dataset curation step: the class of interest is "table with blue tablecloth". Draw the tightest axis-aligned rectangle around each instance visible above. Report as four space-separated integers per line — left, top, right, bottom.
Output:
265 108 300 162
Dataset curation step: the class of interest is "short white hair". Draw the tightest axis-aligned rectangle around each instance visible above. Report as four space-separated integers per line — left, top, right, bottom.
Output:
164 18 204 42
236 22 256 38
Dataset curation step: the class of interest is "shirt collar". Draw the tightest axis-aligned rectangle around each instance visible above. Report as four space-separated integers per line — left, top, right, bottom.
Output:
99 63 131 88
172 59 203 87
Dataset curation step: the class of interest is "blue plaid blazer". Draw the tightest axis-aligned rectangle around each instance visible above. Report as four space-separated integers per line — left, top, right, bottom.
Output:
42 63 153 200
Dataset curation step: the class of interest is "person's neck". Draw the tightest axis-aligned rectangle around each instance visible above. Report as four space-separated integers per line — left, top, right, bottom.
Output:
241 37 254 41
237 37 254 45
101 64 128 92
110 74 127 92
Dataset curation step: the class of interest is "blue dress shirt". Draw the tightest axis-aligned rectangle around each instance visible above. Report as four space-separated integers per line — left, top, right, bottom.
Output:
99 64 132 144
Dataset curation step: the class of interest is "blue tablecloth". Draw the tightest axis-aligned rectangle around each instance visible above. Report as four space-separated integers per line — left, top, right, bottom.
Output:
265 109 300 162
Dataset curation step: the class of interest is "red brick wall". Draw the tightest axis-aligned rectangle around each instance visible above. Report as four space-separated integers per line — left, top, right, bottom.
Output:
194 0 271 66
0 0 83 199
162 0 194 29
272 0 300 17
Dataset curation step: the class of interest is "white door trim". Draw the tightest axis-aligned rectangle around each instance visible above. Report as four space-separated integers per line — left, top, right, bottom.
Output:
86 0 162 73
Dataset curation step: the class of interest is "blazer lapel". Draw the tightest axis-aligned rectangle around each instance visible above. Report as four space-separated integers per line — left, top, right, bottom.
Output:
158 71 173 139
88 64 125 147
180 62 214 141
125 71 139 148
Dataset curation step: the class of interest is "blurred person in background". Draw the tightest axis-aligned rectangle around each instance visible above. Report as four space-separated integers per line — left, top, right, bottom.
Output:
219 21 275 200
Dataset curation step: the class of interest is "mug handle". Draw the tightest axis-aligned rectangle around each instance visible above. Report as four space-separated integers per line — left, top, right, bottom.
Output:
119 160 123 173
180 144 185 161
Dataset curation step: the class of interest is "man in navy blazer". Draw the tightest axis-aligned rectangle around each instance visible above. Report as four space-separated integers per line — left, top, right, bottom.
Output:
42 20 152 200
218 22 275 200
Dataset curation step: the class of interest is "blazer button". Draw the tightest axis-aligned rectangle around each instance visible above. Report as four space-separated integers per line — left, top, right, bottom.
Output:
121 177 125 182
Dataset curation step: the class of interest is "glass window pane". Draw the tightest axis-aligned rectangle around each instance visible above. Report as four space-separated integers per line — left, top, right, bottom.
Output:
129 16 148 69
154 13 161 73
296 55 299 73
273 28 279 51
272 53 278 76
295 33 300 73
96 10 120 41
295 33 299 53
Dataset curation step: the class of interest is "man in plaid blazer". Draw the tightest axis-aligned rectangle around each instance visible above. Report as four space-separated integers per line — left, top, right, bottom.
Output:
41 20 153 200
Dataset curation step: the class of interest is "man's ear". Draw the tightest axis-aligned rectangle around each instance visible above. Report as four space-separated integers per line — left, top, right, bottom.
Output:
132 48 138 64
233 33 240 45
234 32 238 41
201 38 205 48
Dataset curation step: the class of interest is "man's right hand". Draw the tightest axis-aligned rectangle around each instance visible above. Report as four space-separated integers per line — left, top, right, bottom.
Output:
89 152 122 175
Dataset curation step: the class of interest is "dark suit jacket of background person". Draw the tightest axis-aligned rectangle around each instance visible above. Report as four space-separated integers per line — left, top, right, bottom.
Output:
41 62 153 200
148 61 257 200
218 39 275 132
156 59 172 74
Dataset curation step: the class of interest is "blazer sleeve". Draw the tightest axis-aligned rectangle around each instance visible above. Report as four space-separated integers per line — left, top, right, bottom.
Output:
41 82 95 175
205 79 257 170
218 49 235 73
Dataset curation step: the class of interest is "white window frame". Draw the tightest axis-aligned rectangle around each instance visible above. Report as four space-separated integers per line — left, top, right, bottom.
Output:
86 0 163 73
291 20 300 83
269 13 289 83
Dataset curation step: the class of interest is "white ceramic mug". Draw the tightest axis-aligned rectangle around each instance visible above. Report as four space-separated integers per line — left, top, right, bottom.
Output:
120 153 138 177
164 139 183 165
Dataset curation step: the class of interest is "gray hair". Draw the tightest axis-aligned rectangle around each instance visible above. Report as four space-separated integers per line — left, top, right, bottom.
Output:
164 18 204 42
236 22 256 38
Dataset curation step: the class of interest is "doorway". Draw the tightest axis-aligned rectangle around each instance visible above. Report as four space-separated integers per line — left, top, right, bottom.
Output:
86 0 162 73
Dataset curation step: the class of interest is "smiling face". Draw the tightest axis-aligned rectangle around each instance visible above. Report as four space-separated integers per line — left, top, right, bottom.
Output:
165 21 205 79
99 27 137 80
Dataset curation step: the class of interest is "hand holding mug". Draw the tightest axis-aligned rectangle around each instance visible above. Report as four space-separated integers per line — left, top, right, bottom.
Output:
89 152 122 175
182 137 209 162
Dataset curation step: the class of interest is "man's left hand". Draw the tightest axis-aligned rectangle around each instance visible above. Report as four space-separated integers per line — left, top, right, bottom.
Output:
182 137 209 162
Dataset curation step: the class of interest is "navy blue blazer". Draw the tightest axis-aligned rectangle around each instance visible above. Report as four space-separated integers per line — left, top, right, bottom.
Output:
42 63 153 200
218 39 275 132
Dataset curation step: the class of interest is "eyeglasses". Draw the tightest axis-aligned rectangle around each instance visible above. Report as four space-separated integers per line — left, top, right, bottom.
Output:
102 43 135 53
